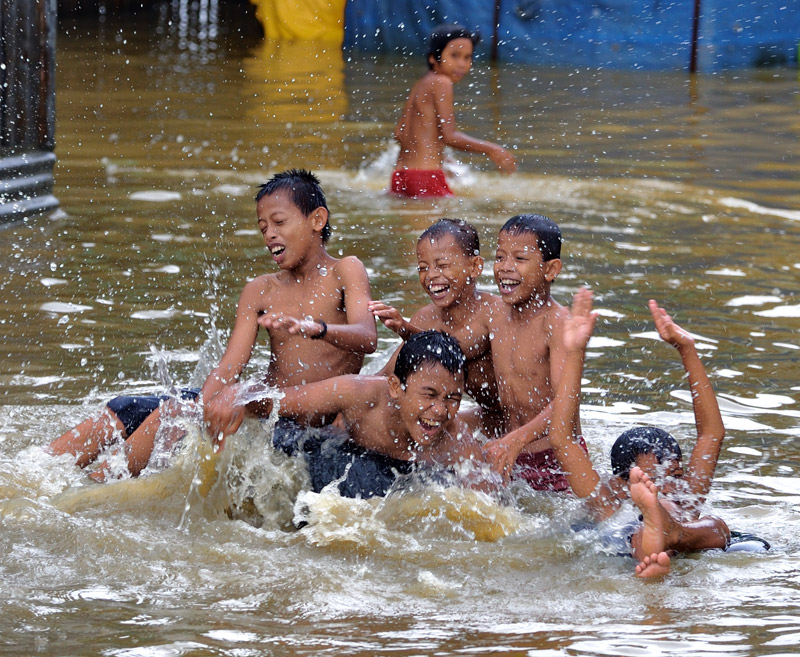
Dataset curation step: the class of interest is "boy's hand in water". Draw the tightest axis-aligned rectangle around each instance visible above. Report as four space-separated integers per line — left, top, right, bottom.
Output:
204 385 245 448
482 439 517 482
649 299 694 349
369 301 412 339
258 313 325 339
489 145 517 174
563 288 598 353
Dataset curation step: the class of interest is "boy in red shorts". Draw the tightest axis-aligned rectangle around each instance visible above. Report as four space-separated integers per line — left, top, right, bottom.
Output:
391 23 516 198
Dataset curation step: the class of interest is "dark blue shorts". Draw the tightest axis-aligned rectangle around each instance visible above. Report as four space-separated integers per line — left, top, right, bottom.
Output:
106 388 200 437
272 418 413 499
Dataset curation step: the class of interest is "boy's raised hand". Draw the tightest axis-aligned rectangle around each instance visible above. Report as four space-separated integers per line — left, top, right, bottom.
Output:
649 299 694 349
369 301 408 336
563 288 598 354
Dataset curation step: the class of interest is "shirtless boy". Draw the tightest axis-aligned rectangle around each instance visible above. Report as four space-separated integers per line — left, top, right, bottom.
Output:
207 330 533 489
487 214 586 491
369 218 504 434
49 169 377 478
391 23 516 198
546 289 730 578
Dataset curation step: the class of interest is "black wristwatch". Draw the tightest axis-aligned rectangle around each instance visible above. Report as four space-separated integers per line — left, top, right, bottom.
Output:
310 319 327 340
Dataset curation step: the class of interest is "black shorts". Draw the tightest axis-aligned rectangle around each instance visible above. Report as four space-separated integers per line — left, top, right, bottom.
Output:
272 418 413 499
106 388 200 437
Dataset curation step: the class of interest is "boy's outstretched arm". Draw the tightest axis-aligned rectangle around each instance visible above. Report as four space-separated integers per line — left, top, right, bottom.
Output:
649 300 725 503
201 280 264 441
432 76 517 174
369 301 424 342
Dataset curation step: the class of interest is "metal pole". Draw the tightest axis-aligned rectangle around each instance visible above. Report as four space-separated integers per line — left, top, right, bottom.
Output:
689 0 701 73
492 0 501 62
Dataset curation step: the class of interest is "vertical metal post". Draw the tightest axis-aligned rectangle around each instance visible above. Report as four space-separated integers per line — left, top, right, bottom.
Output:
492 0 501 62
689 0 701 73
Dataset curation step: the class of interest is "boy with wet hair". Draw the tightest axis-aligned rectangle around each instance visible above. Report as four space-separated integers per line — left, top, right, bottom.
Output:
213 330 535 493
391 23 516 198
545 290 731 578
50 168 378 478
486 213 588 491
370 218 504 433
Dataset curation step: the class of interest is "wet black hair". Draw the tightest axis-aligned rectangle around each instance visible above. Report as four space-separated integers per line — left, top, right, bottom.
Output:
394 330 466 387
427 23 480 70
418 218 480 257
255 169 331 242
610 426 683 480
499 214 562 261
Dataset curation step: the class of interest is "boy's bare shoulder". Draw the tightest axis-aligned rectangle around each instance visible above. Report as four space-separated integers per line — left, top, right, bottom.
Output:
412 71 452 97
331 254 369 277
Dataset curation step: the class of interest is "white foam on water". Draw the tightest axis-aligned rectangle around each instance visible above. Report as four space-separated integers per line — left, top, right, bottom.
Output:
728 446 763 457
706 268 747 277
587 336 626 348
41 302 92 313
212 184 251 196
40 277 68 287
720 196 800 222
726 295 783 307
130 309 177 320
774 342 799 350
715 368 743 378
144 265 180 274
754 304 800 318
130 190 182 202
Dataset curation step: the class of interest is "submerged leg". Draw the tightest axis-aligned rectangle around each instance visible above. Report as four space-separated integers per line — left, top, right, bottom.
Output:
48 407 126 468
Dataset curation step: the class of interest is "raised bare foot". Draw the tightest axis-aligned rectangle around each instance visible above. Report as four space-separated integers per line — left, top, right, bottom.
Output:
635 551 671 578
629 466 673 558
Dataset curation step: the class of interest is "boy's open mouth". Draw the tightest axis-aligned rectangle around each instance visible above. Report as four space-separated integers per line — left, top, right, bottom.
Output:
418 417 442 434
427 283 450 299
497 278 520 294
270 245 285 258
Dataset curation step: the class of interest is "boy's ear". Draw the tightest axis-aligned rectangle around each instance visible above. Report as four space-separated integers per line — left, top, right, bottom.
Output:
388 374 403 400
469 255 484 280
543 258 562 282
310 207 329 235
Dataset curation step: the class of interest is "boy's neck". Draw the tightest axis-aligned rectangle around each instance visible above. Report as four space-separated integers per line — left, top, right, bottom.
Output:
510 288 552 319
438 286 481 326
286 243 331 279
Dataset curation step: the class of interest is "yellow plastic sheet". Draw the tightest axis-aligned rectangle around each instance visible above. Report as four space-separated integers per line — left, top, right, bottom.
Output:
250 0 346 44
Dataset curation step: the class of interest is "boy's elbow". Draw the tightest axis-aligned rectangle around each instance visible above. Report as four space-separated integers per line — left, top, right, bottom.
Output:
364 335 378 354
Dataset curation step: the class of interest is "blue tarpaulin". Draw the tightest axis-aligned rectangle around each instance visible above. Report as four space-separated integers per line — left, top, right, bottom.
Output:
343 0 800 70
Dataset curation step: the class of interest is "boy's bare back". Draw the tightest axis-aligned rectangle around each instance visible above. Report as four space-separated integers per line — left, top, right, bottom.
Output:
395 72 454 170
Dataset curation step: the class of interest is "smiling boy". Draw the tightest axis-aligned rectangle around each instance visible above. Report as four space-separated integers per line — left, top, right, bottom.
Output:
370 219 503 433
391 23 516 198
211 330 533 490
487 213 586 491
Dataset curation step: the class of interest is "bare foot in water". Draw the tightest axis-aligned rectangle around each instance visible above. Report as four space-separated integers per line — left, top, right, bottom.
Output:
635 551 671 578
629 466 678 559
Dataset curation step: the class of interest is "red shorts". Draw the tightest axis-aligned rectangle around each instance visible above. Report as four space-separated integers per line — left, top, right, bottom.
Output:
514 436 588 492
391 169 454 198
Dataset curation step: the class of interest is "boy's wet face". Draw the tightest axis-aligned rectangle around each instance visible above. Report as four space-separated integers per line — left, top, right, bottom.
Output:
416 234 480 309
393 362 463 450
257 190 324 269
432 38 473 82
493 230 554 306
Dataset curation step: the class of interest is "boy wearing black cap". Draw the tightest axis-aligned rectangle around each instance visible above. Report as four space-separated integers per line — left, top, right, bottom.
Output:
545 291 732 577
391 23 517 198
